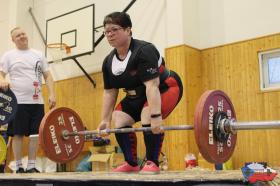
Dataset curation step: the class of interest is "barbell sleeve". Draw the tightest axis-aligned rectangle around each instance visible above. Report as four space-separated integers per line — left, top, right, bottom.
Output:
223 119 280 134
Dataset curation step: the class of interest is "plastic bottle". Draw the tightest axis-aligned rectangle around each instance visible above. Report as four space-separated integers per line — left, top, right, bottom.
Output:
185 153 197 169
161 154 168 171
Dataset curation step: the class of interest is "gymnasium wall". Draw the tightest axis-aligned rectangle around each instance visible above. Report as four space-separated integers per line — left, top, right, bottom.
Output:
197 0 280 49
165 33 280 169
163 44 202 170
200 33 280 169
2 0 280 81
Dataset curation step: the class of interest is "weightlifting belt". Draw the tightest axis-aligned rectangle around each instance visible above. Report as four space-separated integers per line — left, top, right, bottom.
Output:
124 68 171 98
124 86 146 98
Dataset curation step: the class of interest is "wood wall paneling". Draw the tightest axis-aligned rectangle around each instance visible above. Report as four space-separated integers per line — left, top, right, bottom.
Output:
165 45 202 170
201 33 280 169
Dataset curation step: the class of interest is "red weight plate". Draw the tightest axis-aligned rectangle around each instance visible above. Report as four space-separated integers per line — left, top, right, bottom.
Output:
39 107 85 163
194 90 237 164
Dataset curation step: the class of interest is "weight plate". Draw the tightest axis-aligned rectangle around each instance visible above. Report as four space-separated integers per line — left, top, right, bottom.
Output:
0 89 18 125
194 90 237 164
0 135 7 165
39 107 85 163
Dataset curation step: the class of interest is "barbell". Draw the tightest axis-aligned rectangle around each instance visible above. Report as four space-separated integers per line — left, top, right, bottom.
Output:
37 90 280 164
1 89 280 165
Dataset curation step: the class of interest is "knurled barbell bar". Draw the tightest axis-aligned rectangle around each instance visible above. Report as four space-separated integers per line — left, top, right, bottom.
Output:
1 89 280 165
63 125 194 137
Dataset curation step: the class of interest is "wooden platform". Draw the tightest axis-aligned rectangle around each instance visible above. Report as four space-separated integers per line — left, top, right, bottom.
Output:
0 169 279 186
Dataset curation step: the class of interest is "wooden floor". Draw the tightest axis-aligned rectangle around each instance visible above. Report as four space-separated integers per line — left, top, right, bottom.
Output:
0 169 279 186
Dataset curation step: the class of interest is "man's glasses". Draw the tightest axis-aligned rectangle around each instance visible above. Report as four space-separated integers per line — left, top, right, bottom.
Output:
103 27 124 36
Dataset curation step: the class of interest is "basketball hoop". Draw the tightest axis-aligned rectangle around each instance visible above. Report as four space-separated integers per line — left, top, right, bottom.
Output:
47 43 71 63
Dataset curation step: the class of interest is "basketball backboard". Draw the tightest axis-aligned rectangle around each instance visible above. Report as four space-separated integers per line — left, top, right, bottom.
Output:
46 4 95 63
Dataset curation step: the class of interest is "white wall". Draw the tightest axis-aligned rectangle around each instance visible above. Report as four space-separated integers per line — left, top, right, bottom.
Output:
0 0 10 55
1 0 280 81
182 0 200 48
165 0 184 47
197 0 280 49
0 0 20 54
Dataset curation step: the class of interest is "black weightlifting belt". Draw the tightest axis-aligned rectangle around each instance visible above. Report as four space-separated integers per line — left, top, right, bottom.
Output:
124 86 146 98
124 68 170 98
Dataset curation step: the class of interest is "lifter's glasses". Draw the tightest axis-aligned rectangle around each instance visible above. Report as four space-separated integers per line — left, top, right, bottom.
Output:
103 27 124 36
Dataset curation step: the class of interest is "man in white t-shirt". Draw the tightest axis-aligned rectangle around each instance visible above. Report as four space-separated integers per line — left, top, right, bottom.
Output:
0 27 56 173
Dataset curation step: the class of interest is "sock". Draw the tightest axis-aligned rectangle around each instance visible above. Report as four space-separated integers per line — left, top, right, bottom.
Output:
115 126 138 166
142 124 165 166
27 160 36 170
16 160 23 170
